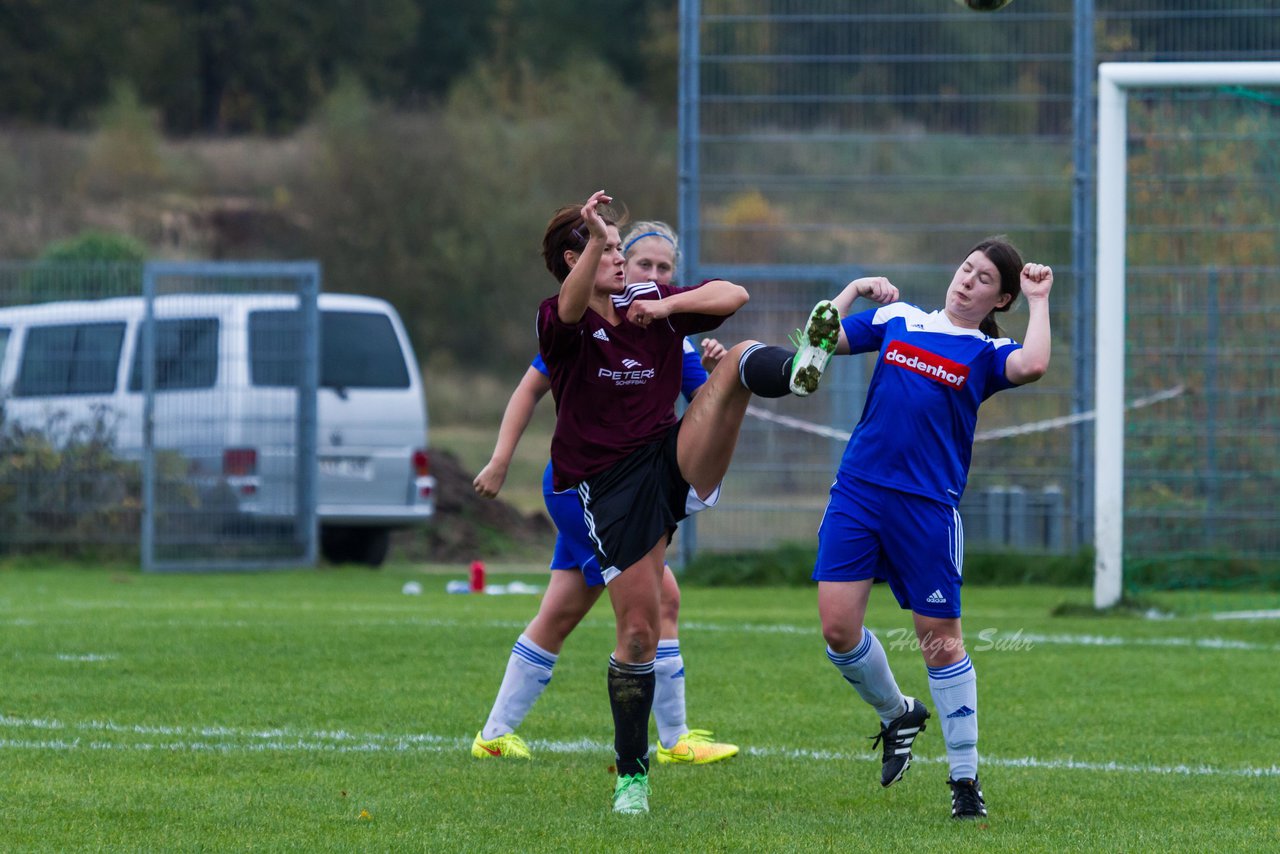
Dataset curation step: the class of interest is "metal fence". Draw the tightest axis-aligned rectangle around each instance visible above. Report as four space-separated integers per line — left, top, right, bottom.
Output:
678 0 1280 561
0 261 320 570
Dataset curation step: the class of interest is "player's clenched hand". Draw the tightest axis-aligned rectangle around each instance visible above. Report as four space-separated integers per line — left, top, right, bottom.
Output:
1020 263 1053 300
627 298 671 328
853 276 899 305
700 337 727 371
472 461 507 499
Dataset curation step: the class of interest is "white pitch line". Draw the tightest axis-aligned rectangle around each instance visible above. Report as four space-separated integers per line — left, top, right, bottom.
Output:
0 716 1276 779
7 611 1280 653
1213 609 1280 621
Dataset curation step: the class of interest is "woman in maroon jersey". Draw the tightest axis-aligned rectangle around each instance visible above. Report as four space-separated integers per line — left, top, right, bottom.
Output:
536 189 848 814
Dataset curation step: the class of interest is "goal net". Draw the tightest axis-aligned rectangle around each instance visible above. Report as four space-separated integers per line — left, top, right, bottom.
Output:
1095 63 1280 611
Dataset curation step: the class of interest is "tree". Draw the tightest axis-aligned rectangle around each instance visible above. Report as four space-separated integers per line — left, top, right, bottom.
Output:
39 231 148 263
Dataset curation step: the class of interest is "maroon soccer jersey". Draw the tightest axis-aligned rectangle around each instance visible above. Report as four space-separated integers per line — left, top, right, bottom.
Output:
537 281 729 491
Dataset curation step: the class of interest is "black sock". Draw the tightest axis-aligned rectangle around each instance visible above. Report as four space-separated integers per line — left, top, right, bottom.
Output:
608 655 655 777
738 343 795 398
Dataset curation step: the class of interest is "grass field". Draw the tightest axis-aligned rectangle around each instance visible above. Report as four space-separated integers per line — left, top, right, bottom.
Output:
2 563 1278 852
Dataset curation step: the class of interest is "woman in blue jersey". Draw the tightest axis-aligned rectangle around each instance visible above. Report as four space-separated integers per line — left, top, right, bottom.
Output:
470 220 736 767
811 238 1053 820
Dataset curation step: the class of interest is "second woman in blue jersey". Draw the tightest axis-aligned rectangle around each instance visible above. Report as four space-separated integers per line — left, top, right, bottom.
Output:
810 238 1053 821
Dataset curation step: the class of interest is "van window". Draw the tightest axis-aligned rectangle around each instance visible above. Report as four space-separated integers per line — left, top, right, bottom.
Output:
127 318 219 392
15 321 126 396
249 310 411 390
0 327 9 376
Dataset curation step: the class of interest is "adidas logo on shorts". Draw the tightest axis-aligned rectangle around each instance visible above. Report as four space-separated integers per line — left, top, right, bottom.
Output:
926 589 947 604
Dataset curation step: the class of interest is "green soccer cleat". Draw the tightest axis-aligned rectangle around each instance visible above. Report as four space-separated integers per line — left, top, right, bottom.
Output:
471 730 532 760
611 772 651 814
789 300 841 396
655 729 740 765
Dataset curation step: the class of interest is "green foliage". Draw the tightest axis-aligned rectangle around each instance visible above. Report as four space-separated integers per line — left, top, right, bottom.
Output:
680 543 1093 588
680 542 820 587
38 231 148 263
0 572 1277 849
0 0 677 135
0 406 198 559
1126 554 1280 592
962 548 1094 586
298 57 676 372
78 79 168 197
0 408 142 557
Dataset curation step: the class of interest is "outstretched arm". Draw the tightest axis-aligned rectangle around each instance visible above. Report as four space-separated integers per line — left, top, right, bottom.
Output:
1004 263 1053 385
830 276 899 354
473 366 553 498
625 279 749 328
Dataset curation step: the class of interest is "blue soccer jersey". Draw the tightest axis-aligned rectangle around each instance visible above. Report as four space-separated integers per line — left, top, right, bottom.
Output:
838 303 1022 506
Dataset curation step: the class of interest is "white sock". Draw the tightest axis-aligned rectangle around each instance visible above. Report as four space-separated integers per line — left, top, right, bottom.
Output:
653 639 688 749
826 628 906 724
481 634 557 740
928 654 978 780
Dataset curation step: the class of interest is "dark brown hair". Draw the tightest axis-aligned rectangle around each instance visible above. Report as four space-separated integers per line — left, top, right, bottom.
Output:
540 202 626 283
969 236 1024 338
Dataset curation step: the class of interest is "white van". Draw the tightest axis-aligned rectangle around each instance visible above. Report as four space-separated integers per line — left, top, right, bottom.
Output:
0 293 435 566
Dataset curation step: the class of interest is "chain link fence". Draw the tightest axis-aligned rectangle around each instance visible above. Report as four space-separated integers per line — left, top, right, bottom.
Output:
678 0 1280 563
0 262 321 570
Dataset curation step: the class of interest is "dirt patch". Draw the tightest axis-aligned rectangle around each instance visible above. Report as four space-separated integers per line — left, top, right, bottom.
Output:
393 449 553 562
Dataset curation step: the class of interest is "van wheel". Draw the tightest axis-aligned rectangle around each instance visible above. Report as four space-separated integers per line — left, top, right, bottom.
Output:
321 526 391 568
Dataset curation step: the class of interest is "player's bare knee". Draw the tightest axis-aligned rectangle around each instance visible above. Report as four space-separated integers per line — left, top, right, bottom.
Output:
821 621 863 653
619 632 657 662
616 615 659 661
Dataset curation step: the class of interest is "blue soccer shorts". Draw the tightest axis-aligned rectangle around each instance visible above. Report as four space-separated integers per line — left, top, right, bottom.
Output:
542 462 605 588
813 476 965 619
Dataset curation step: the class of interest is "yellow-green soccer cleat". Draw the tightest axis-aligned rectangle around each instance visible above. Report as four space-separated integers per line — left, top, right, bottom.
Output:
655 729 740 765
612 772 650 814
789 300 841 396
471 730 532 760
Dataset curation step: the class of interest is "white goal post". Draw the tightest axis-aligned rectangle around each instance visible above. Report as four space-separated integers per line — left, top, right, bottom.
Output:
1094 61 1280 608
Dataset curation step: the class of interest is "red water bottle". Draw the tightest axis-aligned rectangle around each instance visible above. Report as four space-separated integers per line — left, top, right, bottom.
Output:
469 560 486 593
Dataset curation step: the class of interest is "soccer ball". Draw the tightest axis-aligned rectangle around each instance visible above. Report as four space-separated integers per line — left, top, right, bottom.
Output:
955 0 1014 10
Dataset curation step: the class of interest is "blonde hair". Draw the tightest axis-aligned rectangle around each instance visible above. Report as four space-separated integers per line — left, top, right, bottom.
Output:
621 221 680 269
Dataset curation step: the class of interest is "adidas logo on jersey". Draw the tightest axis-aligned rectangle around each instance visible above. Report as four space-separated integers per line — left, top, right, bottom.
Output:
593 328 610 342
926 589 948 604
